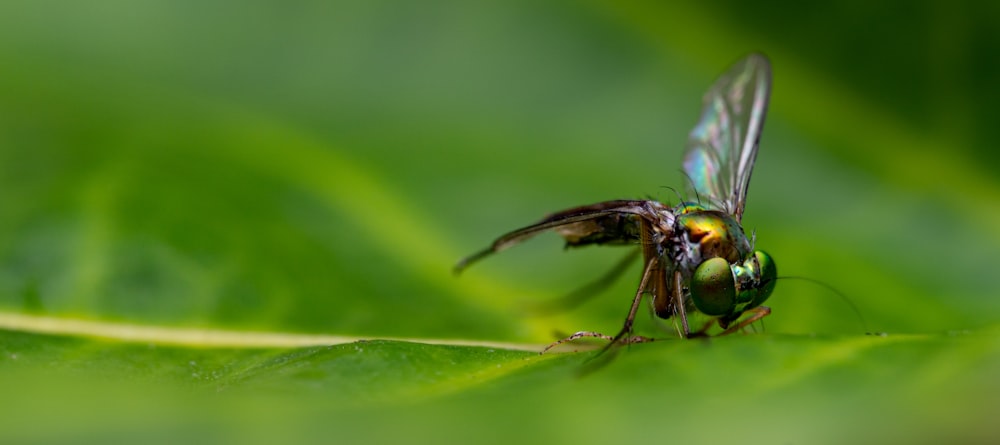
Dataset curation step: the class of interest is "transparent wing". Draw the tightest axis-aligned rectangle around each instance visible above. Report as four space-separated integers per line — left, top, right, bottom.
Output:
682 53 772 222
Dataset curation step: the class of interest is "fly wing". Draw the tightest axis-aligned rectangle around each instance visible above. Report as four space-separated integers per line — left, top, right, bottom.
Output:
682 53 772 222
454 200 667 274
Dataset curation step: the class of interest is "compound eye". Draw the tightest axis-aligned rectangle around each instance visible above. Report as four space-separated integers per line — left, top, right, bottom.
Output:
749 251 777 307
690 257 736 316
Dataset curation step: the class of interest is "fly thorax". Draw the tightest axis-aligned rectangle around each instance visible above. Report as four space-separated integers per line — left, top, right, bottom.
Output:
675 202 707 215
675 210 751 264
650 226 670 258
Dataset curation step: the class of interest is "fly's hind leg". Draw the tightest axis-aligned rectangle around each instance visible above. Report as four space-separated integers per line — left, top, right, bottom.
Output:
542 253 661 354
540 331 654 354
528 249 640 315
596 254 660 354
541 331 614 353
541 331 655 354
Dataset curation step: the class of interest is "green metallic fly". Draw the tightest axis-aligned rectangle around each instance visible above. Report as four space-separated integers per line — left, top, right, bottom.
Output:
455 53 777 351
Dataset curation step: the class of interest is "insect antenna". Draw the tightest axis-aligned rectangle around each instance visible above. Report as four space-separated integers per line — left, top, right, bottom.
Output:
775 276 871 334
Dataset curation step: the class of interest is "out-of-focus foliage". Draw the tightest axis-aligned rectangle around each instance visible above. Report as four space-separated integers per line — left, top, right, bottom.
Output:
0 1 997 443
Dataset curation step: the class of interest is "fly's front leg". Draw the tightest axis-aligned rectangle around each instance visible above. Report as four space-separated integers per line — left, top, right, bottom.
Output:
687 319 716 338
718 306 771 336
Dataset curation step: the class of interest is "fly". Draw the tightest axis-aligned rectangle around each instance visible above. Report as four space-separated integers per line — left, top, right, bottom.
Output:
455 53 777 351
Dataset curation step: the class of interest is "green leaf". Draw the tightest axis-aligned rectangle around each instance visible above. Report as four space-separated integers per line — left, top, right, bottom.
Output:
0 1 997 443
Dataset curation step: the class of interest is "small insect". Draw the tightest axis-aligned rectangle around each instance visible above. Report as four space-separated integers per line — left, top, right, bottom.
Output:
455 53 777 351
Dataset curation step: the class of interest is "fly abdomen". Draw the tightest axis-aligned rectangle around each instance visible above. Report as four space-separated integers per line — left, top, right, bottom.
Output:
557 213 643 248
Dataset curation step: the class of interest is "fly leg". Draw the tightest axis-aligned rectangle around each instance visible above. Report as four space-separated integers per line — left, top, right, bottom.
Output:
541 332 612 353
539 331 656 354
528 249 640 315
687 319 717 338
541 255 658 354
545 331 613 347
597 254 659 354
541 331 654 354
673 270 693 338
718 306 771 336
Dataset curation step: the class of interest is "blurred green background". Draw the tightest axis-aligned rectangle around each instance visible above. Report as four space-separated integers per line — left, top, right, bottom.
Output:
0 0 998 443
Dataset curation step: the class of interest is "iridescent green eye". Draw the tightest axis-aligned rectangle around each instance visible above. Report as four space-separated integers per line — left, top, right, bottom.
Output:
690 257 736 316
749 250 777 307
